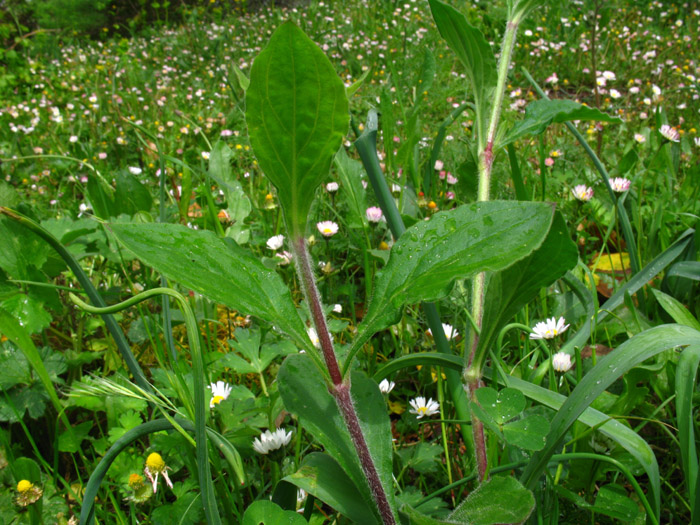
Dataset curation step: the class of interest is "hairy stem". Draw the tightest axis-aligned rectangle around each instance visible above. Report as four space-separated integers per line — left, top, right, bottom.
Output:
291 235 395 524
335 383 396 525
292 236 343 385
467 13 522 483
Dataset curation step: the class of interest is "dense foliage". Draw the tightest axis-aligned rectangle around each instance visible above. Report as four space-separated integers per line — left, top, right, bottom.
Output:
0 0 699 523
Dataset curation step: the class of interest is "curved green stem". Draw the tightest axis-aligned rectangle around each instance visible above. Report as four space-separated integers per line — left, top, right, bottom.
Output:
70 288 221 525
0 207 151 392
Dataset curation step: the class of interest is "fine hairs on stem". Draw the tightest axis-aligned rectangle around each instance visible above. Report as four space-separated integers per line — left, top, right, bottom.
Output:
290 234 396 524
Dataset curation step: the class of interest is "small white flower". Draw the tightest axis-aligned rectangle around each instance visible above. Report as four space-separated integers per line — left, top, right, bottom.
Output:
332 304 342 313
275 250 293 265
326 182 339 193
378 379 395 394
609 89 621 99
201 151 210 160
694 137 700 147
316 220 339 237
266 234 284 251
552 352 573 373
252 428 293 454
530 317 570 340
602 70 616 81
572 184 594 202
659 124 680 142
69 135 79 143
434 160 444 170
409 397 440 419
366 206 384 223
128 166 142 175
610 177 631 193
208 381 232 408
307 327 320 348
427 323 458 341
634 133 646 144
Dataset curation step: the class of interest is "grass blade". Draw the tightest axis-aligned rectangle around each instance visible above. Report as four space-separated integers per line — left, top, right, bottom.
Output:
520 323 700 520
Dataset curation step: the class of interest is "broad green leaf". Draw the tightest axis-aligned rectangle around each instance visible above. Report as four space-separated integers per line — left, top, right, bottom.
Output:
676 345 700 512
278 353 395 522
109 222 310 351
0 293 52 334
521 324 700 519
502 414 549 451
284 453 379 524
11 457 42 484
58 420 93 453
242 500 307 525
449 475 534 524
429 0 496 143
477 212 578 358
0 216 50 280
246 21 349 235
0 309 70 432
593 484 640 521
400 442 442 475
651 288 700 330
349 201 554 361
503 99 622 147
475 387 524 425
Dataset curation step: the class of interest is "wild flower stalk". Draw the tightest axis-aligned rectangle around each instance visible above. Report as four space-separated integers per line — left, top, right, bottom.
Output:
466 2 534 482
289 235 396 524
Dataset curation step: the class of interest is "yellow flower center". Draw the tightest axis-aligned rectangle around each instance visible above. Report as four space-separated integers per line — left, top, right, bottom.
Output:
322 228 333 234
417 407 427 415
17 480 33 493
128 473 144 489
146 453 165 472
211 395 225 406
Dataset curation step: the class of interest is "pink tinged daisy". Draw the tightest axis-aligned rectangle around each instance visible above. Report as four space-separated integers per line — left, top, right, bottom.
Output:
266 234 284 251
572 184 594 202
446 173 458 185
609 89 621 99
252 428 293 454
530 317 570 340
552 352 573 373
316 220 339 237
275 250 292 265
409 397 440 419
378 379 395 394
634 133 646 144
366 206 384 223
144 453 173 493
659 124 680 142
610 177 631 193
434 160 444 170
